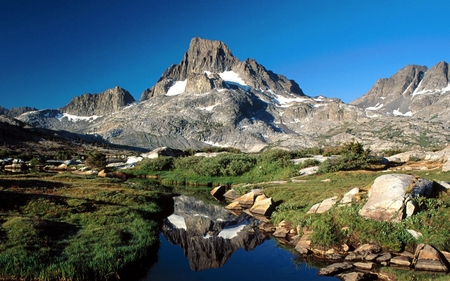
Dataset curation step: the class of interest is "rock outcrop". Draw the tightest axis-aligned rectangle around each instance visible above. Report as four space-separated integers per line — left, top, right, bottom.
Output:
60 86 135 116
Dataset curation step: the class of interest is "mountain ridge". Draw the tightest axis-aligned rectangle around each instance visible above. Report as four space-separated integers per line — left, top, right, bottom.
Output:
7 38 450 152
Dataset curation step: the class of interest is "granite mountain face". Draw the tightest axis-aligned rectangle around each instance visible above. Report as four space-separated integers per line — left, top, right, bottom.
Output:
351 61 450 120
11 38 450 152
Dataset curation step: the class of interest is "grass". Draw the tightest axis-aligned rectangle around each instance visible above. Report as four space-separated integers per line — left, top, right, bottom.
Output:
0 172 171 280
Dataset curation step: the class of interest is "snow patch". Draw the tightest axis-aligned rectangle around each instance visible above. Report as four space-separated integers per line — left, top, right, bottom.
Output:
167 214 187 230
166 80 187 96
412 83 450 97
218 222 247 239
56 113 100 122
272 93 309 107
219 71 250 91
198 104 218 111
393 109 413 117
366 103 384 111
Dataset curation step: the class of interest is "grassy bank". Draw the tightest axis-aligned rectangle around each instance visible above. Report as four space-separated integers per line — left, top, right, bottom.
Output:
0 173 171 280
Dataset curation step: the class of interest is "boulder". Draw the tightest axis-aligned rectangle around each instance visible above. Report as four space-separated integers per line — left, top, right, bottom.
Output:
318 262 353 276
233 191 256 207
358 174 415 221
407 229 423 240
223 189 239 200
337 272 377 281
353 262 375 270
411 178 434 197
414 244 449 272
141 146 185 159
295 229 312 255
224 201 242 210
390 255 412 267
339 187 360 205
210 185 226 199
307 196 338 214
249 196 274 216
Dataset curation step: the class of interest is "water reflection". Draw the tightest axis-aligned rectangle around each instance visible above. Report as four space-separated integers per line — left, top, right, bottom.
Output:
161 195 267 271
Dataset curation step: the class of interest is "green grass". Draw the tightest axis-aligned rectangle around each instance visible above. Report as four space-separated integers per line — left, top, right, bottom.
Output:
0 173 169 280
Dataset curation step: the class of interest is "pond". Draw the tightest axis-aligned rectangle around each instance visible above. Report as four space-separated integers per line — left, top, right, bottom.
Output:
140 195 338 281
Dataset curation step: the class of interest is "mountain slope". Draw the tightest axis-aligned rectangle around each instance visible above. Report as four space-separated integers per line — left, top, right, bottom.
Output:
14 38 450 152
351 61 450 120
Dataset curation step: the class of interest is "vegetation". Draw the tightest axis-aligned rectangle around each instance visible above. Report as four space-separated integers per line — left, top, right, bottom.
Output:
85 150 107 170
2 141 449 281
0 173 170 280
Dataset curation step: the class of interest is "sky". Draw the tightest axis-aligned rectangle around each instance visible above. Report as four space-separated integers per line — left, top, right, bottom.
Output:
1 0 449 110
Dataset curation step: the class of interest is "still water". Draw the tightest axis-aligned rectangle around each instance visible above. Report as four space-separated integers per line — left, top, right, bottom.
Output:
140 195 338 281
142 234 338 281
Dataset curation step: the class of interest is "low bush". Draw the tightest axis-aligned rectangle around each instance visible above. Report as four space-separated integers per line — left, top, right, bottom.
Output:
135 157 174 173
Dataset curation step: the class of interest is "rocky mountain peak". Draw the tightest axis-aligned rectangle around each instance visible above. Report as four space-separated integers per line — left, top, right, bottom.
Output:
60 86 135 116
140 37 304 100
414 61 449 93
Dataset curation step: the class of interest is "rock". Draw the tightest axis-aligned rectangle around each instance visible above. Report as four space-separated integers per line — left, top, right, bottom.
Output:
376 252 392 263
61 86 135 116
442 251 450 264
414 244 449 272
407 229 423 239
339 187 360 205
353 262 375 270
364 253 379 261
295 242 310 255
141 146 185 159
318 262 353 276
436 181 450 190
390 255 412 267
223 189 239 200
354 244 382 256
411 178 434 198
249 196 273 216
442 160 450 172
273 227 289 238
307 196 338 214
404 194 417 218
337 272 375 281
342 244 350 252
210 185 226 199
224 201 242 210
358 174 415 222
233 191 256 207
298 166 319 176
98 169 107 177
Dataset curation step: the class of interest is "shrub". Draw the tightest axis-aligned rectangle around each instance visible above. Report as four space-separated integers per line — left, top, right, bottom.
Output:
85 151 107 170
318 142 376 173
136 157 174 173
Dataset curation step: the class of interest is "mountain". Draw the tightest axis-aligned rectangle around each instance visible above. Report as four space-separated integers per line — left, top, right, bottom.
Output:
13 38 450 152
351 61 450 120
0 106 38 118
61 86 135 116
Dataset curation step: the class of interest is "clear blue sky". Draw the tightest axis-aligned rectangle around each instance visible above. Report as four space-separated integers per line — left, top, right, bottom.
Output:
1 0 449 110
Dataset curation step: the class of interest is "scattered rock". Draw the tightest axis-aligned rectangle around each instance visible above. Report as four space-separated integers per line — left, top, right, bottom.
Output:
210 185 226 199
318 262 353 276
249 196 274 216
233 191 256 207
353 262 375 271
298 166 319 176
307 196 338 214
414 244 449 272
337 272 376 281
223 189 239 200
339 187 359 205
224 201 242 210
390 255 412 267
407 229 423 240
376 252 392 263
141 146 185 159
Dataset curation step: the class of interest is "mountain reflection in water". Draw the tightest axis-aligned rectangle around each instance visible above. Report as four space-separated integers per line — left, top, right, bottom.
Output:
142 195 338 281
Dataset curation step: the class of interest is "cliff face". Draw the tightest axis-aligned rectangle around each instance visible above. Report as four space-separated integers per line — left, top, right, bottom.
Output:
60 86 135 116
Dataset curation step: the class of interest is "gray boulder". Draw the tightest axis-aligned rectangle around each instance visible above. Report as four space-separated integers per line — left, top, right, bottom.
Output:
359 174 415 221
